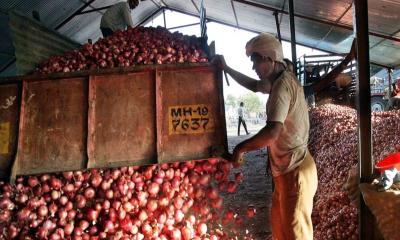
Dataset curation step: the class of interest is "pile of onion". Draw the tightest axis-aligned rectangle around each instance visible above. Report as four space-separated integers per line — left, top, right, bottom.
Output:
35 26 208 74
0 159 256 239
309 104 400 240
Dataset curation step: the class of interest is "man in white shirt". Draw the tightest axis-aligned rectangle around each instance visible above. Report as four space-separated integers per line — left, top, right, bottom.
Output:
100 0 140 37
237 102 249 136
214 33 318 240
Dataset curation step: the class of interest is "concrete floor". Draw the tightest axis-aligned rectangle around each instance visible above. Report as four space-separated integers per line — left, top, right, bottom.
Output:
221 124 272 239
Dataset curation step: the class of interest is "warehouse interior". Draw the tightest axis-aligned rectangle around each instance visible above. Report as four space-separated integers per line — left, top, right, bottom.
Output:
0 1 399 240
1 0 399 76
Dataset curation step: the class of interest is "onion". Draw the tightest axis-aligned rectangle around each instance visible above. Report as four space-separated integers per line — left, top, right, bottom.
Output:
206 187 219 199
17 207 31 221
118 208 126 220
147 182 160 196
169 228 182 240
181 226 193 240
0 198 15 210
79 220 89 231
102 199 111 210
234 172 244 183
37 205 48 217
51 190 61 200
86 208 99 222
173 197 184 209
63 183 74 193
65 201 73 211
196 223 207 236
227 181 237 193
62 171 74 180
123 201 134 213
174 209 184 223
146 199 158 212
91 174 102 188
103 220 115 233
235 216 244 226
141 222 153 237
0 152 252 238
120 216 133 233
0 209 11 222
27 176 39 188
246 205 256 218
75 195 86 208
58 208 68 220
89 226 98 235
138 210 148 222
84 187 95 199
67 209 76 220
50 178 62 190
105 189 114 199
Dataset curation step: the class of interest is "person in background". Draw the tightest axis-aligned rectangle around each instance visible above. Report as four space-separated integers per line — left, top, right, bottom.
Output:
100 0 141 37
302 39 357 108
387 81 400 110
237 102 250 136
213 33 318 240
391 82 400 97
312 39 357 93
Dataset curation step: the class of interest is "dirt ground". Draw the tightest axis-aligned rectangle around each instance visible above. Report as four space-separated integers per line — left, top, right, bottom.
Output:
222 123 272 239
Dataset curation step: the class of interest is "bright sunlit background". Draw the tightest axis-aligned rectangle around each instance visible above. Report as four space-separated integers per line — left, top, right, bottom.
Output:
145 10 326 134
145 10 324 98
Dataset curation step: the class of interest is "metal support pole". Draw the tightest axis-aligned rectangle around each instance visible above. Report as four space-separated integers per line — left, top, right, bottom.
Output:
163 9 166 28
273 11 282 42
388 68 393 95
288 0 297 74
78 6 112 15
55 0 97 30
353 0 374 239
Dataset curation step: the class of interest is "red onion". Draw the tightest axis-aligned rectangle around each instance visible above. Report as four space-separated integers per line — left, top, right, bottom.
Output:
0 209 11 222
75 195 86 208
0 198 15 210
27 176 39 188
37 205 48 217
84 187 95 199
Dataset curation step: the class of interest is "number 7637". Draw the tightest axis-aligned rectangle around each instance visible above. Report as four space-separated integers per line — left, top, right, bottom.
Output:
171 118 209 131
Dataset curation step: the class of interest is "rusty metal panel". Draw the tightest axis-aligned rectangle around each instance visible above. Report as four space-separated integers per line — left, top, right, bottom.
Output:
88 72 157 169
0 84 19 179
156 66 227 162
12 78 87 176
9 11 80 75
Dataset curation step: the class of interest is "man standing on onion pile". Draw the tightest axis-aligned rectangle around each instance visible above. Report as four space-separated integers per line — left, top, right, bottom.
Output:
100 0 141 37
213 33 318 240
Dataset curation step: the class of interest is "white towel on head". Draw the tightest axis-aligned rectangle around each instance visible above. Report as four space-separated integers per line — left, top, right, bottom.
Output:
245 33 285 65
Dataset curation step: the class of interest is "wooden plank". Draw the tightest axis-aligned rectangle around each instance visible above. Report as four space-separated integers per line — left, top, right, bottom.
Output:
157 66 227 162
87 71 157 168
12 78 87 176
0 84 20 179
2 64 228 179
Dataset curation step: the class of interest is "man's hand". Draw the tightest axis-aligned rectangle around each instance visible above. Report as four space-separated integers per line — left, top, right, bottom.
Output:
231 143 246 167
342 166 359 206
211 55 228 71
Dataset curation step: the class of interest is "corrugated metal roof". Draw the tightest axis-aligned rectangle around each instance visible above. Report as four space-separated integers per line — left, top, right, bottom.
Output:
0 0 399 76
9 11 80 74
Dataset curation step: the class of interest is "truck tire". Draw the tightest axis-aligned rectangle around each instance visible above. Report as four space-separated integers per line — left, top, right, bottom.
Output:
371 96 386 112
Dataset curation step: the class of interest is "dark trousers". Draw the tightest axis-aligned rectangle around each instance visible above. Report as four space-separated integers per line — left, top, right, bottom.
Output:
100 27 114 38
237 116 249 135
